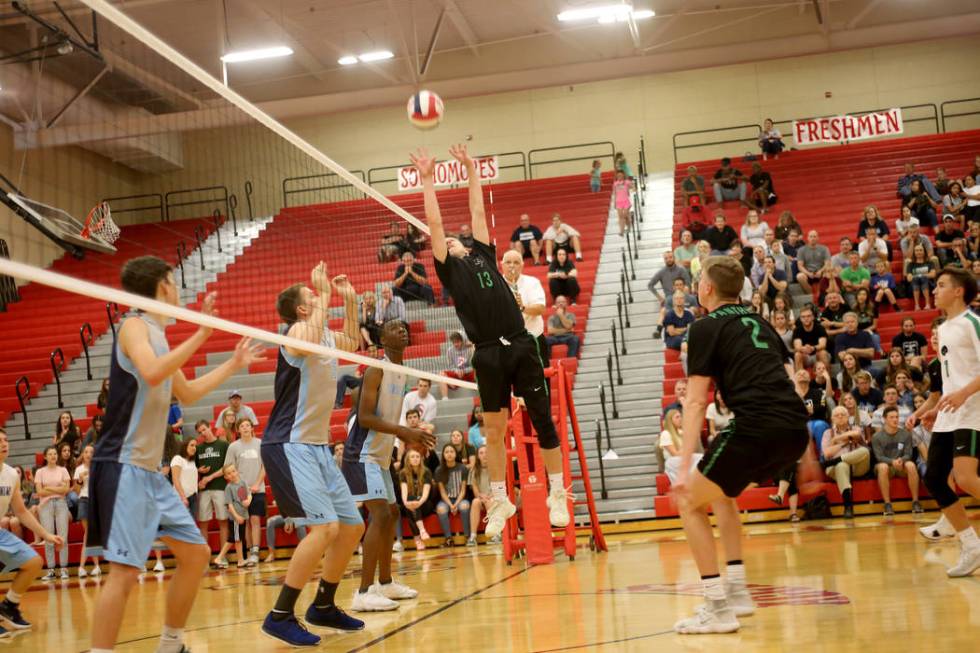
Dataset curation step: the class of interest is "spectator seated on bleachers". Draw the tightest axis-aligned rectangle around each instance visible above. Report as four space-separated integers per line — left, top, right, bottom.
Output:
793 305 831 370
658 409 702 483
870 386 911 431
795 368 831 442
702 212 739 255
770 310 793 350
904 245 938 311
935 214 967 267
762 292 794 325
966 222 980 261
897 162 941 206
650 250 691 340
393 251 435 304
858 228 888 270
545 296 580 359
781 227 802 269
399 448 434 551
757 256 788 304
215 390 259 430
680 166 706 209
882 347 922 389
747 162 777 213
440 331 474 401
704 390 733 443
839 252 870 305
819 291 849 349
80 414 103 451
712 157 748 208
97 378 110 412
836 312 876 370
795 230 833 304
899 218 934 260
54 411 81 450
358 290 380 350
758 118 784 160
774 210 801 241
399 379 438 425
871 406 922 516
546 248 581 304
905 179 941 229
510 213 543 265
962 173 980 223
689 240 711 285
856 205 890 243
840 392 873 443
821 406 871 519
673 230 698 269
662 292 695 352
468 406 486 449
435 444 471 546
663 378 687 418
767 236 793 278
943 181 967 222
543 213 583 263
379 221 409 263
740 210 769 249
851 371 884 414
892 318 929 369
869 261 899 313
377 285 408 325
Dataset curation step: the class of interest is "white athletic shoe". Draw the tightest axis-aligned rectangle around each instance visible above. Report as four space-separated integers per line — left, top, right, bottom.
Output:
920 516 956 541
947 545 980 578
41 570 55 582
153 561 165 573
351 585 399 612
248 553 260 565
484 498 517 539
377 579 418 600
90 565 102 577
59 568 69 580
695 587 755 618
393 540 403 553
77 567 88 578
674 602 740 634
546 487 573 528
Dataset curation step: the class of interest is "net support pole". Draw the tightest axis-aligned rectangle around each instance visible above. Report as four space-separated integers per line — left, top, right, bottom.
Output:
78 0 432 236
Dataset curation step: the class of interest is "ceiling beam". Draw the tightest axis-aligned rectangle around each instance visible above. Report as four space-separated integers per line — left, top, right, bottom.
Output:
442 0 480 57
0 0 172 27
386 0 420 84
847 0 885 29
235 0 332 82
100 48 203 109
643 6 786 53
644 1 691 48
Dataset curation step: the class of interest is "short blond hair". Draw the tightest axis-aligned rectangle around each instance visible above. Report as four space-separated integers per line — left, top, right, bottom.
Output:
702 256 744 300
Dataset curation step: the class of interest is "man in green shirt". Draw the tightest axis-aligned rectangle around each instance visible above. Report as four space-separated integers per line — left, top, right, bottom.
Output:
839 251 870 304
194 420 230 551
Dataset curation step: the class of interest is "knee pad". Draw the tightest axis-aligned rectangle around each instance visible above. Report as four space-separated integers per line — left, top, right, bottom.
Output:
925 465 958 509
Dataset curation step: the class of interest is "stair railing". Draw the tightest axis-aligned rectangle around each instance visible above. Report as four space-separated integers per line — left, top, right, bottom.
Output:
244 180 254 222
608 326 623 386
594 418 608 500
106 302 120 338
80 323 95 381
0 238 20 312
620 269 633 304
193 225 208 270
15 376 30 440
211 209 223 253
605 352 619 419
176 242 188 289
615 297 627 354
50 348 65 409
618 291 631 329
227 193 239 236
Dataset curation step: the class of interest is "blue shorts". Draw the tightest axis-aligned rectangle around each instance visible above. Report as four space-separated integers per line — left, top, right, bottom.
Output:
0 529 38 572
262 442 361 527
342 460 396 505
89 461 206 569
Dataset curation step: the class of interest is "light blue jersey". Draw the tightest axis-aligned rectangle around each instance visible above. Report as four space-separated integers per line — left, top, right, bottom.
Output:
264 330 339 446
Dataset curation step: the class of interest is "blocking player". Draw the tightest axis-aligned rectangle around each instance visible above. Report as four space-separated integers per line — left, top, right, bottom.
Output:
0 428 64 637
673 256 808 634
907 267 980 577
260 263 367 647
410 144 571 538
88 256 263 653
343 320 435 611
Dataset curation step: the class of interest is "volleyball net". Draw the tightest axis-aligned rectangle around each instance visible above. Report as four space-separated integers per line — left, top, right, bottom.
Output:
0 0 483 394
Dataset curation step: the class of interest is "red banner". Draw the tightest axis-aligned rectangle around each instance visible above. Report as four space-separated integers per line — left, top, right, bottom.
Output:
793 109 903 146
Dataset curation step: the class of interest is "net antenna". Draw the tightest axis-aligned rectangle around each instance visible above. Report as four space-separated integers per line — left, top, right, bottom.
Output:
77 0 430 237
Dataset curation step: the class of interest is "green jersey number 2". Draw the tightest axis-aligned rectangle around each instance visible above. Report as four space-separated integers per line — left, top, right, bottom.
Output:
476 271 494 289
739 316 769 350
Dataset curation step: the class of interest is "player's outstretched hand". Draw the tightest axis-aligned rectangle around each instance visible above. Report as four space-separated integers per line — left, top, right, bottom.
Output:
448 143 474 167
399 427 436 450
44 533 64 547
331 274 355 300
311 261 330 293
231 337 266 369
410 148 436 179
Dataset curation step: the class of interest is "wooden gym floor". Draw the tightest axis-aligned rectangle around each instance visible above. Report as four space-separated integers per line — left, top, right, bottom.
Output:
5 511 980 652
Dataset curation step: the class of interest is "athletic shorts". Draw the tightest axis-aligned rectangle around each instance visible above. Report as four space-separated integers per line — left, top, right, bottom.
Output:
88 461 205 569
197 489 228 522
342 460 396 504
0 528 38 572
262 442 361 527
953 428 980 459
698 420 809 498
248 492 267 517
472 331 549 413
227 519 247 544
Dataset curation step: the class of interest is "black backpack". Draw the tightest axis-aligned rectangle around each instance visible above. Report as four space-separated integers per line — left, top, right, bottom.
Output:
802 495 832 520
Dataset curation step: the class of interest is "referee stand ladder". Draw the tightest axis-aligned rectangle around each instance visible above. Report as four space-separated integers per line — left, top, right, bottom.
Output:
502 361 607 565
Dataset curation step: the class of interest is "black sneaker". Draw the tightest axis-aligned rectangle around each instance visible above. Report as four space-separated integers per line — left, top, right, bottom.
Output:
883 502 894 516
843 505 854 519
912 500 924 514
0 600 30 630
304 604 365 631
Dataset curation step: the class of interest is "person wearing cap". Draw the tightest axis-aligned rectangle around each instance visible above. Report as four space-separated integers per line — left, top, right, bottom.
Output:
935 214 966 267
215 390 259 432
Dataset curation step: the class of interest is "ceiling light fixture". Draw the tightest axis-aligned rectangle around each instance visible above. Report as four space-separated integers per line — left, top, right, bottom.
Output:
337 55 359 65
557 4 655 24
220 46 294 64
357 50 395 63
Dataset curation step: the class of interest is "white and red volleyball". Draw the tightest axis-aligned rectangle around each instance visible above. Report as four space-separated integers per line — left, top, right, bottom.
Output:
407 90 444 130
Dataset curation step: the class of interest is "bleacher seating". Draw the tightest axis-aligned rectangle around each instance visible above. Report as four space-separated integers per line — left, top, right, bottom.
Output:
657 129 980 517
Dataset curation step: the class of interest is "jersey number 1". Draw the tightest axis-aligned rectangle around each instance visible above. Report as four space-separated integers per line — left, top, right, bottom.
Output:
477 271 494 289
739 317 769 349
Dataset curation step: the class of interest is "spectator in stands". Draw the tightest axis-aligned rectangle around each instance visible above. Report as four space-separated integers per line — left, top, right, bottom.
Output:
681 166 706 208
510 214 543 265
899 218 933 260
56 443 77 510
658 409 702 483
399 448 433 551
377 285 408 326
943 181 967 222
747 162 777 212
80 414 103 451
836 313 876 369
663 291 695 352
962 174 980 223
748 290 764 315
796 368 831 444
892 318 928 369
53 411 80 451
663 378 688 419
835 351 862 395
612 170 635 236
440 331 474 401
796 230 833 304
758 255 788 303
502 249 547 351
650 250 691 339
545 296 580 359
819 291 848 345
264 515 308 562
822 406 871 518
895 205 914 238
793 306 831 370
840 252 870 304
435 444 470 546
215 390 259 429
689 239 711 285
614 151 634 178
590 159 602 192
379 221 408 262
852 288 879 347
758 118 784 159
897 163 941 204
673 230 698 269
170 438 199 519
906 179 941 228
702 213 739 255
36 446 70 580
851 371 884 414
704 390 733 443
881 347 920 389
468 406 486 449
393 251 435 304
406 224 427 254
872 407 922 516
543 214 583 263
763 292 795 325
214 464 252 569
449 429 476 469
73 444 101 577
400 379 438 426
770 311 794 350
458 223 476 248
857 205 890 242
774 211 801 241
858 228 888 270
893 371 917 409
740 210 768 249
870 260 899 312
195 423 230 554
904 244 937 310
967 222 980 261
712 157 747 207
934 167 952 197
840 391 873 443
213 412 237 441
767 235 792 277
830 237 854 283
870 386 911 430
546 248 581 304
468 447 492 546
227 419 265 565
935 214 966 266
357 290 381 350
96 378 110 412
168 396 184 438
782 228 802 268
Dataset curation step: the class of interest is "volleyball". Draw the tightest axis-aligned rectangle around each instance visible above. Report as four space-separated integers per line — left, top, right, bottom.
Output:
407 90 444 130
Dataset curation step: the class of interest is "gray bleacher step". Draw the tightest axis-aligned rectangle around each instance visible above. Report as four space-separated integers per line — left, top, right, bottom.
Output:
586 508 658 522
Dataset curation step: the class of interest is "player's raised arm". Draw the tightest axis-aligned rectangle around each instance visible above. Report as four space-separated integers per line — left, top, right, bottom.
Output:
331 274 361 352
411 149 447 263
449 143 489 245
173 337 265 406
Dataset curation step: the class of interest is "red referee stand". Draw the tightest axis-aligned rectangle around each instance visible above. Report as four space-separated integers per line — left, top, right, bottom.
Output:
502 361 606 565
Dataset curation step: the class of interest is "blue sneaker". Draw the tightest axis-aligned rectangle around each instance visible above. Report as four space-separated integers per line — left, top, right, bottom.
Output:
0 625 9 639
0 600 30 629
305 604 365 631
261 612 321 647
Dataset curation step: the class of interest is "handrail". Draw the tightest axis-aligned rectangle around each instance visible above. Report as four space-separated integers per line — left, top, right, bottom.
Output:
282 170 366 208
610 322 623 387
620 291 631 329
620 270 633 305
164 185 229 223
528 141 615 180
605 351 619 419
639 136 648 191
101 193 164 223
211 209 223 252
244 180 254 221
0 238 19 312
193 225 207 270
940 97 980 132
106 302 120 338
227 194 239 237
594 418 608 500
50 348 65 409
672 123 761 166
80 323 95 381
176 242 188 289
367 152 527 193
621 247 635 283
615 295 627 353
15 376 31 440
597 383 611 452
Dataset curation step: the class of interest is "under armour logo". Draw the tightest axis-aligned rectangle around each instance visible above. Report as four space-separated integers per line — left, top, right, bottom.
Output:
116 548 129 557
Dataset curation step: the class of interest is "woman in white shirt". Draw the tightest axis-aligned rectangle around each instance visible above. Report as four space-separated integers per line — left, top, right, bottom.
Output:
73 445 102 577
658 409 703 483
170 439 200 517
704 391 733 443
962 174 980 223
740 210 769 249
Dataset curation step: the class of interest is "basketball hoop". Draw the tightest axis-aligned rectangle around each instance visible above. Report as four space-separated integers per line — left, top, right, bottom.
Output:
81 201 120 245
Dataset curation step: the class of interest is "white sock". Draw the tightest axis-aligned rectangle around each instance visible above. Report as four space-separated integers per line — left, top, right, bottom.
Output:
957 527 980 549
5 589 21 604
701 575 725 601
490 481 508 501
726 561 746 585
156 625 184 653
548 473 565 493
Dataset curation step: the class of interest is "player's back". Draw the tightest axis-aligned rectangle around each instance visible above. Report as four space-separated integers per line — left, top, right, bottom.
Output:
264 344 336 446
687 304 805 428
95 314 172 470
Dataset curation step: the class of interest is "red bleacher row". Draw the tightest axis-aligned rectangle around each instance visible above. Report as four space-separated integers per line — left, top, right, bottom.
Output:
656 129 980 516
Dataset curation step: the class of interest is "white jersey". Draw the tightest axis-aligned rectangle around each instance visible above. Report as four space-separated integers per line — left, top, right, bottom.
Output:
0 463 18 516
933 309 980 432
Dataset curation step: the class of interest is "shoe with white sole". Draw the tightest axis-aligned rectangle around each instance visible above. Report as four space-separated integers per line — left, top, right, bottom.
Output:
920 516 956 541
41 570 55 582
90 565 102 576
77 567 88 578
695 587 755 618
59 568 69 580
484 498 517 539
350 585 399 612
392 540 403 553
153 561 165 573
377 579 418 600
947 545 980 578
674 602 740 634
546 487 572 528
